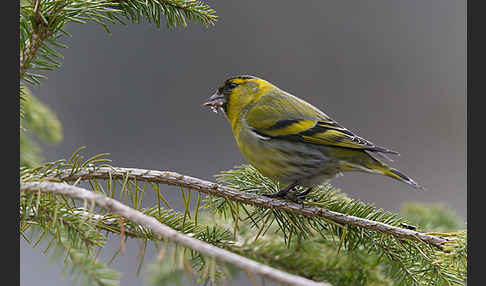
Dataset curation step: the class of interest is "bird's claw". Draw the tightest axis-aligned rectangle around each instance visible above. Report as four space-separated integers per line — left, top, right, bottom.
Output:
263 190 308 205
295 187 312 199
262 183 310 205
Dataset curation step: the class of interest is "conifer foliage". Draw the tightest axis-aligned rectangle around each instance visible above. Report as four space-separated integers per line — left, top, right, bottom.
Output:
19 0 217 167
19 1 466 286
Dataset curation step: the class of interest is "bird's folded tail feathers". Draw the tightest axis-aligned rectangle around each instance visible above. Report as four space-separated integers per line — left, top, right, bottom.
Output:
378 166 425 191
341 156 425 190
369 145 400 155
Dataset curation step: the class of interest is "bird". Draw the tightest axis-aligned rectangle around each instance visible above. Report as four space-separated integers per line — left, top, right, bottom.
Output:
202 75 424 202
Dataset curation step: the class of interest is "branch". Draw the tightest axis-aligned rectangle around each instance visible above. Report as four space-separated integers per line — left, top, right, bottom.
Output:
20 0 49 80
57 166 449 249
115 0 218 27
20 0 217 83
21 181 329 286
20 32 42 79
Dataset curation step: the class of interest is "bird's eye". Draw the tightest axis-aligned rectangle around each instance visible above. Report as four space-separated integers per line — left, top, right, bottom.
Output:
227 82 238 89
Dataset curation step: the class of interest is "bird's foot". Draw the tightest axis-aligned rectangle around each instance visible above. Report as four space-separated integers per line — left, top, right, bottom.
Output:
295 187 312 199
263 184 311 204
263 191 304 204
262 182 297 199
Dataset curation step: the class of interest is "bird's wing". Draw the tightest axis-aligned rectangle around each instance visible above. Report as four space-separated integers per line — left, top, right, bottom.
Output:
246 92 398 154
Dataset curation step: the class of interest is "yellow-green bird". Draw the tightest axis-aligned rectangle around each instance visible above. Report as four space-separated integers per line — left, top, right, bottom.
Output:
203 75 424 201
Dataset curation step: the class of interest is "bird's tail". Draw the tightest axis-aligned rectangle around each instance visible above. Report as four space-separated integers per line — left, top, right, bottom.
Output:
364 150 425 190
339 153 425 190
378 166 425 190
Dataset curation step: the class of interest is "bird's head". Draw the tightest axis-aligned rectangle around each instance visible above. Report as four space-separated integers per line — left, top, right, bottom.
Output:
203 75 273 123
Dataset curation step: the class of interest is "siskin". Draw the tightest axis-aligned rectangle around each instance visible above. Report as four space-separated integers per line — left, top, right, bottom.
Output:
203 75 424 201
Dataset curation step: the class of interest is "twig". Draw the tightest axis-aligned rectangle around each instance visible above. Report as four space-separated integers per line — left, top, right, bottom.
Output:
20 0 48 79
58 166 449 249
120 217 126 255
20 31 43 79
21 181 329 286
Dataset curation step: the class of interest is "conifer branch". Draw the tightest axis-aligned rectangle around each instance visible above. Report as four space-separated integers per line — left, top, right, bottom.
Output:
56 166 449 249
21 181 329 286
114 0 217 28
20 30 43 79
19 0 217 84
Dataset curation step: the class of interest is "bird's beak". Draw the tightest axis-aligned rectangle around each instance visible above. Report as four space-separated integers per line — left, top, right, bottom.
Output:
202 92 226 108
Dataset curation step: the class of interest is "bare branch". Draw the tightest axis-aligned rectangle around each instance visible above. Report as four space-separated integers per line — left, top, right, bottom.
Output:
58 166 449 249
21 181 330 286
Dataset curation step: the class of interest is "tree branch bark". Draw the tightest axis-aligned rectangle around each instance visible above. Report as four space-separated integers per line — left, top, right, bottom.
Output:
21 181 329 286
20 0 48 80
57 166 448 249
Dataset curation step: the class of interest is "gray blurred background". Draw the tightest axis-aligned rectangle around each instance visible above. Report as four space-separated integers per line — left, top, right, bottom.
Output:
20 0 466 285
